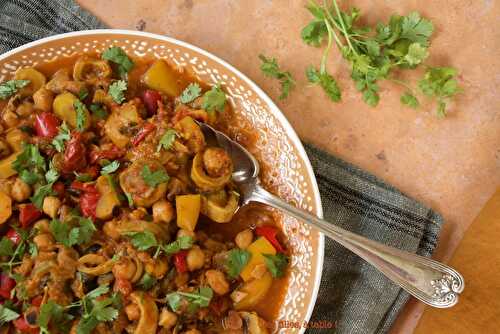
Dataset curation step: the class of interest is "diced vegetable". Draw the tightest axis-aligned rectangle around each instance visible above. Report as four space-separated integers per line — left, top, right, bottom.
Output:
0 273 16 299
255 226 285 253
173 250 188 273
142 89 162 115
0 152 20 179
73 56 112 82
131 123 155 146
176 194 201 232
34 112 60 138
0 191 12 224
234 272 273 310
104 102 141 148
95 175 120 220
53 92 90 129
201 191 240 223
143 60 181 97
6 128 28 152
19 203 42 228
62 132 86 173
14 67 46 97
240 237 276 281
129 292 158 334
6 228 22 245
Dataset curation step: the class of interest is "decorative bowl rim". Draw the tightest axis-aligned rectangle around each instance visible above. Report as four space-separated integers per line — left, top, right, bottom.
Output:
0 29 325 332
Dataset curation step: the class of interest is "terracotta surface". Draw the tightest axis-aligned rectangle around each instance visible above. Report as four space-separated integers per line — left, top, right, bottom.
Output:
77 0 500 332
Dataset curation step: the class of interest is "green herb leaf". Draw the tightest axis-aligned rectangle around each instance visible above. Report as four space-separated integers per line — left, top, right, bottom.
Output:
45 167 59 184
259 55 296 100
0 80 30 100
49 216 96 248
38 300 68 334
180 83 202 104
301 20 328 47
160 236 193 255
404 43 429 66
19 169 41 185
167 287 213 312
124 192 134 207
141 165 169 187
73 100 88 132
138 273 157 290
79 88 89 101
263 253 289 278
156 129 177 152
201 84 227 113
12 143 46 175
0 304 20 326
306 66 341 102
226 249 251 278
102 46 135 79
418 67 460 117
100 160 120 175
52 122 71 152
0 237 15 257
400 12 434 46
74 172 93 182
89 103 108 120
31 183 55 209
108 80 127 104
400 91 419 109
125 231 158 251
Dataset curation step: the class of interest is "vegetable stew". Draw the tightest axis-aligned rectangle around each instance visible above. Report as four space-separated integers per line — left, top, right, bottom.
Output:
0 47 289 334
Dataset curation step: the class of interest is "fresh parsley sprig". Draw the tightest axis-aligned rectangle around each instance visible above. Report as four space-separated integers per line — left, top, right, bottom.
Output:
73 100 88 131
259 54 296 100
52 122 71 152
156 129 177 152
102 46 135 79
226 249 251 278
49 215 96 248
108 80 127 104
141 165 169 187
201 84 227 114
180 83 202 104
166 286 213 313
125 232 193 258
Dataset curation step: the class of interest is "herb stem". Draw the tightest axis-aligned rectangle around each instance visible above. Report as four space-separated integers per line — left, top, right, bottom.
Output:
330 0 358 55
388 78 415 93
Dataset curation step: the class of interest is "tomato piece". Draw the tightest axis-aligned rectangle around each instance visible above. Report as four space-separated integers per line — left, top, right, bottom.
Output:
142 90 162 115
79 185 100 220
19 204 43 228
52 181 65 198
114 278 132 296
173 250 188 273
31 296 43 307
34 112 60 138
131 123 155 146
255 226 285 253
0 273 16 299
89 145 125 164
13 317 39 333
6 228 22 245
62 132 87 173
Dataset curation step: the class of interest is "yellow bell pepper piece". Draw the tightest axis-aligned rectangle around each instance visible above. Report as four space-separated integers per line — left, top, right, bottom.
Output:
0 152 20 179
95 176 121 220
176 194 201 232
143 60 181 97
0 191 12 224
240 237 276 281
234 272 273 310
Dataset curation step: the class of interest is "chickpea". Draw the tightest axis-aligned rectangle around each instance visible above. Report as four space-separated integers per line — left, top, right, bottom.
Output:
202 147 232 177
205 269 229 295
112 257 137 281
33 233 54 251
42 196 61 219
124 303 140 321
235 229 253 249
177 229 195 239
103 220 121 240
2 110 19 128
152 200 174 224
158 308 177 329
16 101 34 117
0 139 11 159
186 246 205 271
33 88 54 112
145 257 168 278
11 178 31 202
33 219 50 233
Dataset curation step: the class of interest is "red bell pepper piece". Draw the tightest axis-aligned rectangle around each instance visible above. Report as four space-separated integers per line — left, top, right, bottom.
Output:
13 317 39 333
89 145 124 164
52 182 65 198
34 112 60 138
255 226 285 253
142 90 162 115
173 250 188 273
80 191 100 220
31 296 43 307
6 229 22 245
0 273 16 299
62 132 87 173
131 123 155 146
19 204 42 228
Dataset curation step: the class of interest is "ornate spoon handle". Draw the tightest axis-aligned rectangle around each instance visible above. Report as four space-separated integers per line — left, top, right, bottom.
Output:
250 185 464 308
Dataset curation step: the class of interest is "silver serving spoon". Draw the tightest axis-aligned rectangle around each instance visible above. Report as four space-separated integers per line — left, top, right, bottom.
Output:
197 121 464 308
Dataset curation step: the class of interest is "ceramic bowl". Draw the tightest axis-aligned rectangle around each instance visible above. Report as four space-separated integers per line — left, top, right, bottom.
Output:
0 30 324 334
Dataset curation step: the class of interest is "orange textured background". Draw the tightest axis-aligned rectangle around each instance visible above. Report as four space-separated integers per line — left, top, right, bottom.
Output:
77 1 500 332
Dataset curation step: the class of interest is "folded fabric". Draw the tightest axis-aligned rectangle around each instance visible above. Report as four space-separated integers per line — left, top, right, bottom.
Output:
0 1 443 333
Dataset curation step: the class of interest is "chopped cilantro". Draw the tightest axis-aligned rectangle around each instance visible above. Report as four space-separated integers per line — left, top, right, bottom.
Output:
226 249 251 278
101 46 135 79
259 54 296 100
201 84 227 113
73 100 88 131
263 253 288 278
141 165 169 187
180 83 202 104
108 80 127 104
156 129 177 152
100 160 120 175
0 80 30 99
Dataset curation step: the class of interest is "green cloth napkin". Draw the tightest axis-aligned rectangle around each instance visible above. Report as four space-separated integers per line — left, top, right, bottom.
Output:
0 1 443 333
